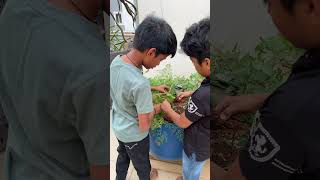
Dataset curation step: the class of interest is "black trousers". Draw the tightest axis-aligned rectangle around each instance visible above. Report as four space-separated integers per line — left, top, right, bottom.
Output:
116 135 151 180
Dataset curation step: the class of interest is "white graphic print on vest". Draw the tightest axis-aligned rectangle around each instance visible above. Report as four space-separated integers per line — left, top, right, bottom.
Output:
271 158 299 174
125 143 138 150
249 122 280 162
187 98 198 114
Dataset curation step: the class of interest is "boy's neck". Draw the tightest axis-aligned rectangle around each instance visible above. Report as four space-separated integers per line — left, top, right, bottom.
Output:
123 49 143 69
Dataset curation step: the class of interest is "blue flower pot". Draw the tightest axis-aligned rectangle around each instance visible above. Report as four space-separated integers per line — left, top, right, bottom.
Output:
149 122 184 161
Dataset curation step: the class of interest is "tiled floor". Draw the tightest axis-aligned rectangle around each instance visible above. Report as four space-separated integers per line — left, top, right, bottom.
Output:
110 119 210 180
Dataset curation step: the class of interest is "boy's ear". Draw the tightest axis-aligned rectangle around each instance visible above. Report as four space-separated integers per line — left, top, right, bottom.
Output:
146 48 157 57
204 58 211 67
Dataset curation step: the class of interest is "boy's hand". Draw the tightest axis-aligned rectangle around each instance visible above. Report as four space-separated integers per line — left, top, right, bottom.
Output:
176 91 193 101
215 93 270 120
154 104 161 114
161 100 172 113
152 85 169 93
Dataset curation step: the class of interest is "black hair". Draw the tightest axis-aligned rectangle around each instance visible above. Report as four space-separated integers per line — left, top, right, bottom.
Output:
133 15 177 57
180 17 210 64
264 0 296 12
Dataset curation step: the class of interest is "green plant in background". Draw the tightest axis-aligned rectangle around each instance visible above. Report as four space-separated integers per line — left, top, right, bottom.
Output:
110 25 127 52
149 64 203 145
109 0 137 52
213 35 305 149
214 35 304 95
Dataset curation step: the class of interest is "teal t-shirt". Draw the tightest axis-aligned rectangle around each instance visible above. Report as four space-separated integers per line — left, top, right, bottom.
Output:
0 0 108 179
110 56 153 143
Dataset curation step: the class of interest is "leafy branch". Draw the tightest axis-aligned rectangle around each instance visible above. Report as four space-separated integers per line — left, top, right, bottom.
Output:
149 65 203 133
110 0 138 51
212 35 305 162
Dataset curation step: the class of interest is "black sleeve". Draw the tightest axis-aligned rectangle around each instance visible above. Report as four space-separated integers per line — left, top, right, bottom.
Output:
239 112 304 180
185 90 210 123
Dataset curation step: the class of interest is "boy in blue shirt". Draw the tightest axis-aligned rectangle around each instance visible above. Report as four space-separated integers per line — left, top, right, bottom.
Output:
110 16 177 180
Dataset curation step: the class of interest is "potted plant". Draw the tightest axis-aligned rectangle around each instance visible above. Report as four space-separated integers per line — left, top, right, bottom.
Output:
148 65 203 160
211 35 304 168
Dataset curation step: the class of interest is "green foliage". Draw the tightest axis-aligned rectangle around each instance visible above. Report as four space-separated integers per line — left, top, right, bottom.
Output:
110 26 126 52
212 36 305 150
149 65 204 144
155 132 167 146
214 35 304 95
152 93 175 104
149 64 203 114
149 64 203 92
211 37 304 166
164 123 184 142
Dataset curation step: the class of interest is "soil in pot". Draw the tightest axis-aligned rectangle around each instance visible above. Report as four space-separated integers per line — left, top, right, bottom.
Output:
211 86 251 169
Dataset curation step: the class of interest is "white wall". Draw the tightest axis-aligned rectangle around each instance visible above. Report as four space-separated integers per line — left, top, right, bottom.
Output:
121 0 136 32
213 0 277 52
137 0 210 77
110 0 136 33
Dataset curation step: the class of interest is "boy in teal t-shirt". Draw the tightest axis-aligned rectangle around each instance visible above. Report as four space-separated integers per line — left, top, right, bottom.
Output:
110 16 177 180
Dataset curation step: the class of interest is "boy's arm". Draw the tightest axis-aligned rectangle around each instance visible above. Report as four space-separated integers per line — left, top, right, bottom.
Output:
133 81 160 132
176 91 193 101
138 104 161 132
161 100 193 128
